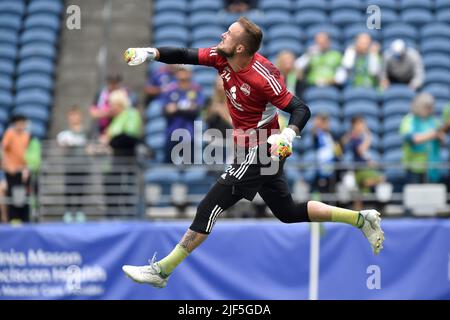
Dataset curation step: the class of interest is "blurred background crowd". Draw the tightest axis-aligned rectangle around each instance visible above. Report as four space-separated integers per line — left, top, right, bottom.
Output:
1 0 450 223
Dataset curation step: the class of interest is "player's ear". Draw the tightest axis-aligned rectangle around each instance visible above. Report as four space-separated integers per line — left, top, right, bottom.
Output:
236 44 245 55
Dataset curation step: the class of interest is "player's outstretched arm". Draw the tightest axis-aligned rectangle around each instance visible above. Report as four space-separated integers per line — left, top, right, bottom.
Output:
124 47 200 66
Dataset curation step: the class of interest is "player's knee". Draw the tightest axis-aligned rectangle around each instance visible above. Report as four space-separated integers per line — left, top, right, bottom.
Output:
273 201 310 224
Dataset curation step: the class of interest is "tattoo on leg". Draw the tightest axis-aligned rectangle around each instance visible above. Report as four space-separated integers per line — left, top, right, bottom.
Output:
179 229 206 253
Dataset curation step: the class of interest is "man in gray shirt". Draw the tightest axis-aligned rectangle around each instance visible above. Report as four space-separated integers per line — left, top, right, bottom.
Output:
381 39 424 91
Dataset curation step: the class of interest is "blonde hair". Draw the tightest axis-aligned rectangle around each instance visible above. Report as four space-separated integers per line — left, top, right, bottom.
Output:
411 92 434 116
109 89 130 109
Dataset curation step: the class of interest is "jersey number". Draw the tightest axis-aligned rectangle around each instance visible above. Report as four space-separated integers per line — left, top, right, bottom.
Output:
220 70 231 82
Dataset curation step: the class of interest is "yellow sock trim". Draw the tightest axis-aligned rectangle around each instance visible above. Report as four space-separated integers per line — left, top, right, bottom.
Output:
331 207 362 227
157 244 189 276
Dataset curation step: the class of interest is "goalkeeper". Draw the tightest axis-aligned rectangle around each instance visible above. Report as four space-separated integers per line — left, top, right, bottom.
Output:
122 17 384 288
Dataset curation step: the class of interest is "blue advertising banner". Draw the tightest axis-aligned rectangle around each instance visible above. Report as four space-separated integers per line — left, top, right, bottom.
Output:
0 219 449 299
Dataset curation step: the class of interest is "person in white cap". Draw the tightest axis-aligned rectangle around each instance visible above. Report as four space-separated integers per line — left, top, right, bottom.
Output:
381 39 424 90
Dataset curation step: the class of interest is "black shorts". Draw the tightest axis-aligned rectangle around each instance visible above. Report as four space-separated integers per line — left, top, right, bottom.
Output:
218 144 287 201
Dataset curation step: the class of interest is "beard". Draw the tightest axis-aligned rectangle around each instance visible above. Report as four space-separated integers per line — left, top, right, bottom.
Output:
216 43 236 58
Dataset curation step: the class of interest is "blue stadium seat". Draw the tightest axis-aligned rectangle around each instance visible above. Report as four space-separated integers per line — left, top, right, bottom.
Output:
145 117 167 135
420 23 450 40
422 84 450 101
379 10 399 26
294 10 327 27
400 0 433 10
330 9 363 27
424 70 450 86
154 0 187 14
19 43 57 60
382 149 405 184
382 101 410 118
436 9 450 23
20 28 58 45
12 106 50 122
0 108 8 124
191 39 218 49
192 69 215 88
192 26 224 43
181 167 210 184
17 58 54 76
15 89 52 107
190 0 223 12
154 39 188 48
303 87 340 102
295 0 327 11
145 132 166 150
16 73 54 91
331 0 362 10
306 24 341 41
436 0 450 10
0 30 18 46
382 115 405 134
421 39 450 55
264 11 293 27
266 24 303 43
400 9 433 27
27 0 63 15
154 27 190 44
0 1 25 15
0 14 22 31
0 77 13 91
381 132 403 152
0 44 18 62
28 120 46 139
381 85 415 103
423 54 450 71
145 167 181 184
266 40 303 57
146 99 165 119
0 90 13 109
309 101 340 118
343 87 379 103
382 23 418 44
152 12 187 29
189 12 222 28
343 101 380 119
365 0 397 11
260 0 292 11
24 14 61 31
0 59 14 77
219 12 242 28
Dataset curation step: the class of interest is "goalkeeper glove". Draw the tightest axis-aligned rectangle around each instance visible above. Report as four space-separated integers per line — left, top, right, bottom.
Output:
124 47 157 66
267 127 297 161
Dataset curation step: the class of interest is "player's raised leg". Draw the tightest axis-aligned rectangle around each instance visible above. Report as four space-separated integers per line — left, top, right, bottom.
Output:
259 177 384 255
122 183 243 287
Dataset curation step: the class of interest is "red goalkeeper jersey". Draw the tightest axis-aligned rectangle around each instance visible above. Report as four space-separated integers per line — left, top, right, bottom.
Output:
198 47 293 146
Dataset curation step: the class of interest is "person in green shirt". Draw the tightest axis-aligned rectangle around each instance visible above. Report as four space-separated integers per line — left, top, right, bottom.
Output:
400 93 445 183
295 32 342 87
335 33 381 88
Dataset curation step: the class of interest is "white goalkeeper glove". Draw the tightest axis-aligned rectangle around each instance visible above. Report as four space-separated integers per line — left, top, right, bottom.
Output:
124 47 158 66
267 127 297 161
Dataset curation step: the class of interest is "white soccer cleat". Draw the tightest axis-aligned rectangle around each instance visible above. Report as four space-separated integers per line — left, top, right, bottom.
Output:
359 209 385 255
122 254 169 288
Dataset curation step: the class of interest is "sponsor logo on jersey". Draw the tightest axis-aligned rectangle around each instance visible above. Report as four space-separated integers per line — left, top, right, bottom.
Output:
240 83 251 96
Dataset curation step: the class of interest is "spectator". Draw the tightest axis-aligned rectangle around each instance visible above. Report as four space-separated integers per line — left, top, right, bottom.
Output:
342 116 384 195
1 115 31 222
100 89 142 216
381 39 424 91
335 33 381 88
311 113 342 193
162 66 205 163
57 106 88 222
145 64 177 103
276 50 301 129
204 76 233 164
400 93 444 183
225 0 255 13
295 32 342 88
90 74 135 136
